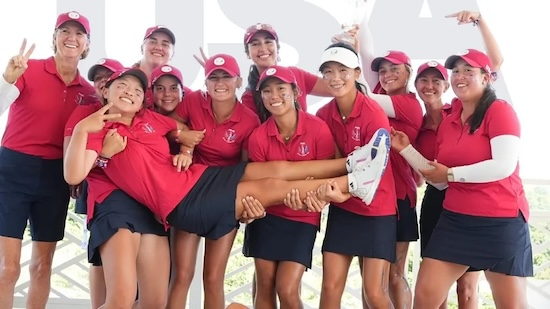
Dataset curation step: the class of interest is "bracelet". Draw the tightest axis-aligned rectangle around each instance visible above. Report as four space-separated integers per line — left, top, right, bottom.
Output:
180 149 193 156
95 156 110 169
473 14 482 26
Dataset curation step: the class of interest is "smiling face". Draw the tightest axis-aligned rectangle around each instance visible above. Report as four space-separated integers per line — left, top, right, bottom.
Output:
377 60 410 95
142 32 174 67
246 32 279 70
153 75 183 115
450 59 491 102
103 75 145 115
92 67 114 97
205 69 241 102
260 78 298 117
53 21 89 60
415 69 449 106
320 62 360 98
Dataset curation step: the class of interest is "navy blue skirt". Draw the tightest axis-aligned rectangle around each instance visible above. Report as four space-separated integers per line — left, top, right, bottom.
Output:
424 209 533 277
243 213 318 268
166 163 246 240
322 205 397 262
88 190 168 266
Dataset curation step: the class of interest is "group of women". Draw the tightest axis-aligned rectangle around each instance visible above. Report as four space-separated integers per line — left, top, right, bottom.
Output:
0 7 532 309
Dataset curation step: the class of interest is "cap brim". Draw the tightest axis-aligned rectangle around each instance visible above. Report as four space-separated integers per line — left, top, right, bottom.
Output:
107 69 149 92
152 73 183 86
371 56 406 71
57 20 89 34
205 68 239 78
150 28 176 44
245 30 278 44
87 64 101 81
257 76 294 91
320 47 360 71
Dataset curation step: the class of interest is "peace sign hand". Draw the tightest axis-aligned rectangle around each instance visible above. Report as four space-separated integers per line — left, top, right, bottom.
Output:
74 103 122 134
3 39 36 84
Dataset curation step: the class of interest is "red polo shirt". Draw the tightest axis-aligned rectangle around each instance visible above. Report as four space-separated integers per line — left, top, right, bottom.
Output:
3 57 95 159
316 91 397 216
415 104 452 161
248 110 335 226
436 99 529 219
65 103 119 222
86 110 208 223
242 66 318 114
176 90 261 166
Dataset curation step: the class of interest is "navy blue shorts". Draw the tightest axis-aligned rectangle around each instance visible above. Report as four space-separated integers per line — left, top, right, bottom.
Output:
322 205 397 263
419 185 445 256
166 163 247 240
424 209 533 277
88 190 168 266
243 213 318 268
0 147 69 241
74 180 88 215
396 197 419 242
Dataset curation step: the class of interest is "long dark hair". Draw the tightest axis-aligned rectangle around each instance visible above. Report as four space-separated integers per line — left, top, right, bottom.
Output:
245 65 271 123
469 82 496 134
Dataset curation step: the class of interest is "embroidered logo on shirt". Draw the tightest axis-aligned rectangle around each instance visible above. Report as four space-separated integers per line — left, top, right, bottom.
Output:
297 142 310 157
142 123 155 133
223 128 236 143
352 126 361 142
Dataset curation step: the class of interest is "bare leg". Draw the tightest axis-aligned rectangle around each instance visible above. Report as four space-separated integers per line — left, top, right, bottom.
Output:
89 266 106 309
413 258 468 308
485 270 527 309
254 259 278 309
167 230 201 309
0 236 21 309
456 271 480 309
27 241 57 309
203 229 237 309
235 176 350 219
241 158 348 182
276 261 306 309
389 242 411 309
135 234 170 309
362 258 393 309
319 252 354 309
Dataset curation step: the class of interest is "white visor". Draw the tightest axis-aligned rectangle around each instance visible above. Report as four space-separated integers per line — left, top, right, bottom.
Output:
320 47 360 70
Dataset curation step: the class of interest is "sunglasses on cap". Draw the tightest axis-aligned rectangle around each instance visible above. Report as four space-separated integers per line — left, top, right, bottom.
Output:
246 23 274 33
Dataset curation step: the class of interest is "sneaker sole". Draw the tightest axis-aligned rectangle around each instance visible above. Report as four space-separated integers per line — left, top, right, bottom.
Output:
362 130 391 204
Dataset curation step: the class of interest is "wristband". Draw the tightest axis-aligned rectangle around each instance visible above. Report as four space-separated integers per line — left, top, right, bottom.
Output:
95 156 110 169
180 149 193 156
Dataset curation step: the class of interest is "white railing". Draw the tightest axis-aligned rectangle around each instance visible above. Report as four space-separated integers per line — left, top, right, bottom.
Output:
12 179 550 308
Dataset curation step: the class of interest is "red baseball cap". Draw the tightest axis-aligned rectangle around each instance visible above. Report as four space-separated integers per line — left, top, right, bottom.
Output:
204 54 240 77
151 65 184 86
416 61 448 81
371 50 411 71
88 58 125 81
257 66 297 91
244 23 279 44
444 49 492 74
105 68 148 92
143 25 176 44
55 11 90 34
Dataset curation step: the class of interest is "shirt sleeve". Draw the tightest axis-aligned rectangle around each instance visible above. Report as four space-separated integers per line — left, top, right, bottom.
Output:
241 115 261 151
64 105 98 137
291 67 318 95
0 74 22 115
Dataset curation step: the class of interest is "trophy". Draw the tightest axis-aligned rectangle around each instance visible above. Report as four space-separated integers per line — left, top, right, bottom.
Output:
332 0 368 47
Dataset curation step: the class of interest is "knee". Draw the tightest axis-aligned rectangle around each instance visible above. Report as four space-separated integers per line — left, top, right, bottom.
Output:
172 267 195 288
0 262 20 284
203 269 224 293
364 286 391 308
456 280 478 300
29 257 53 278
139 296 167 309
275 281 300 303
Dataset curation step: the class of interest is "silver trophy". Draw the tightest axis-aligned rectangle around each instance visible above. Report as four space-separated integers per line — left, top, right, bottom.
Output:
332 0 368 47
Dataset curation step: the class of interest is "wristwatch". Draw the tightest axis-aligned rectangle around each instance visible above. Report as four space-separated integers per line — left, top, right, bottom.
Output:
446 168 454 182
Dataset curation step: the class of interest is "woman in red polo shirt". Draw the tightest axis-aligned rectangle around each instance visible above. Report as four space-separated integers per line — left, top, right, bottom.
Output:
0 11 95 309
166 55 261 309
413 10 504 309
315 42 397 308
391 48 531 308
243 65 335 308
